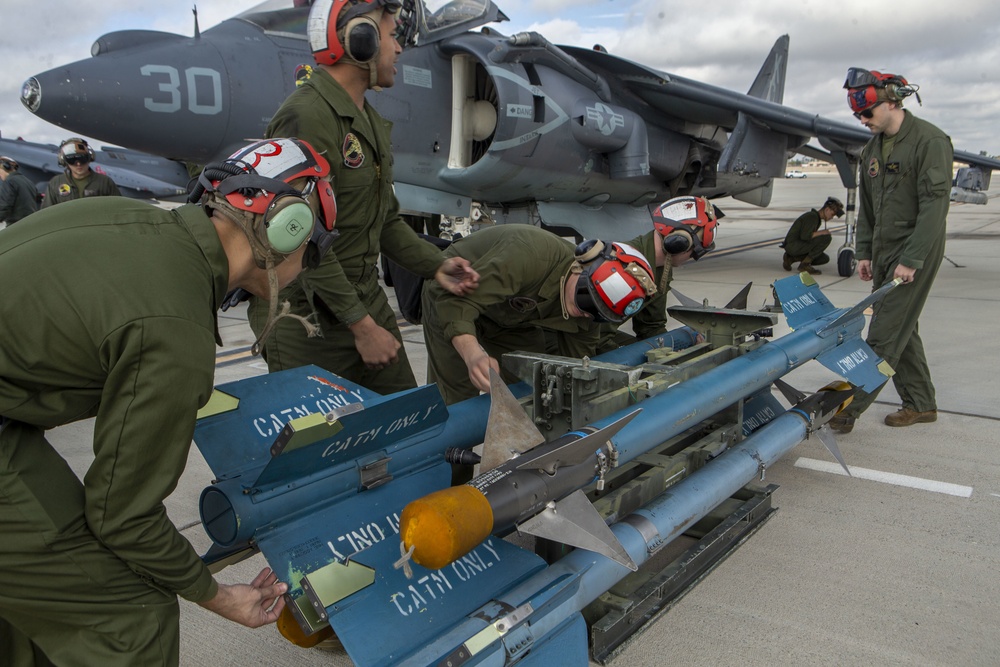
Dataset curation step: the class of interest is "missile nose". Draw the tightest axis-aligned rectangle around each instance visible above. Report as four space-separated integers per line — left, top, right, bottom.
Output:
21 77 41 113
400 485 494 570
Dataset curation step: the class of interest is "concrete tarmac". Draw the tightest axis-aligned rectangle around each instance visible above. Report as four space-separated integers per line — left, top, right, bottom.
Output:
33 173 1000 666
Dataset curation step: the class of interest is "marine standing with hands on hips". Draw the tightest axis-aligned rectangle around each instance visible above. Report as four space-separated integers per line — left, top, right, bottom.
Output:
829 68 953 434
250 0 479 394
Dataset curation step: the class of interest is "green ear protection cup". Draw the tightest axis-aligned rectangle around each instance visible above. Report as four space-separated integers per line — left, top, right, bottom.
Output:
265 195 315 253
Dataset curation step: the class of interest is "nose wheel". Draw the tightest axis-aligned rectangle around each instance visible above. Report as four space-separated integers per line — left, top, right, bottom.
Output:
837 246 856 277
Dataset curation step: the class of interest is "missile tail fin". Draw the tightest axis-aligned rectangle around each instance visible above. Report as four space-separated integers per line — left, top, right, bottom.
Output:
480 369 547 472
772 273 837 330
724 281 753 310
816 338 893 394
517 490 637 571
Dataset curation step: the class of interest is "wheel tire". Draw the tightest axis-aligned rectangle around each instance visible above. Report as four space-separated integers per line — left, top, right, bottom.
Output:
838 247 857 277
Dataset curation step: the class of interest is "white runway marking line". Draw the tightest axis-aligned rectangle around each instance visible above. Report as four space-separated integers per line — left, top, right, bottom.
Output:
794 457 973 498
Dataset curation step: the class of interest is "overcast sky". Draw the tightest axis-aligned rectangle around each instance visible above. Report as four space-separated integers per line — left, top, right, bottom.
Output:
2 0 998 156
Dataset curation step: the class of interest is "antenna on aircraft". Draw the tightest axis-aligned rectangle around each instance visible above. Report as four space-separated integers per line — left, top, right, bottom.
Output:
192 5 200 39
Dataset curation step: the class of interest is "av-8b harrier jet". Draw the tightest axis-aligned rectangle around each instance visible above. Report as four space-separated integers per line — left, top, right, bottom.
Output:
20 0 999 276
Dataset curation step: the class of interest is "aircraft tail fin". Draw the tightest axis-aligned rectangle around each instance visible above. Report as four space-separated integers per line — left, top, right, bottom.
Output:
746 35 789 104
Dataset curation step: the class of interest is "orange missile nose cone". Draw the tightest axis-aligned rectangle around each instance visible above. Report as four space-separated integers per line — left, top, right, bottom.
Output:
276 604 336 648
400 485 494 570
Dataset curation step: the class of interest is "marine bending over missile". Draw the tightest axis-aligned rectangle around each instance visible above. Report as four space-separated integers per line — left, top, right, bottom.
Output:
420 225 658 404
248 0 479 394
596 195 723 354
0 138 337 666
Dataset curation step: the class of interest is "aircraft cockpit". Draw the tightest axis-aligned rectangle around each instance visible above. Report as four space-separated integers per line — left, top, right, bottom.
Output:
233 0 506 46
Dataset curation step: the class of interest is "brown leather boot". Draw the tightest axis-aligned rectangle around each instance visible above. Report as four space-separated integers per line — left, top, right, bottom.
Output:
798 259 821 275
828 415 855 433
782 252 794 271
884 408 937 427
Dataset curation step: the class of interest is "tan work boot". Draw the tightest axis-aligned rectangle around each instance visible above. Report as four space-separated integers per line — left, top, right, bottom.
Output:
884 408 937 427
782 252 794 271
798 259 821 275
828 415 855 433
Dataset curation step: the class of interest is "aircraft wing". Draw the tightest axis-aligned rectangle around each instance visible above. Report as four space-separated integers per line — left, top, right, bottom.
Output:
0 136 190 200
561 43 1000 173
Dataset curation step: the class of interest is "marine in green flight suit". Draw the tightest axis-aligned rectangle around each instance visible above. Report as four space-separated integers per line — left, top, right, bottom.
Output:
423 226 656 405
40 169 120 207
250 0 477 395
833 70 953 432
596 196 722 353
0 137 334 666
0 158 39 224
41 138 121 209
780 196 842 274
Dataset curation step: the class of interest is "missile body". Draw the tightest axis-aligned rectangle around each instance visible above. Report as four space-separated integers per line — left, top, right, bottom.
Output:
400 277 896 571
402 427 619 570
402 388 842 666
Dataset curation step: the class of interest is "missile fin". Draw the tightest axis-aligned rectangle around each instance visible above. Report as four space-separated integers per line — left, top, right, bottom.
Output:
517 490 637 571
724 281 753 310
517 409 640 473
772 274 837 330
669 286 701 308
480 369 546 473
816 337 893 393
816 427 851 476
772 378 806 405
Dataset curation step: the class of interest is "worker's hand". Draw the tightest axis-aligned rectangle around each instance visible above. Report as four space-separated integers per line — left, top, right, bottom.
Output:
815 229 831 237
199 567 287 629
453 334 499 394
435 257 480 296
893 263 917 284
350 315 401 368
857 259 873 282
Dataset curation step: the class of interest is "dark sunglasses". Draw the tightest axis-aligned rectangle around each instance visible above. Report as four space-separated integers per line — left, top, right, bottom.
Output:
853 101 883 120
64 156 90 166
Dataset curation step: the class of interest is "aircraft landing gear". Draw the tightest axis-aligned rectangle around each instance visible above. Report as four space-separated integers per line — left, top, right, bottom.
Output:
837 246 856 277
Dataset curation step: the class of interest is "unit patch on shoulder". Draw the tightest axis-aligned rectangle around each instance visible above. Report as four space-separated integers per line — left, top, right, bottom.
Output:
867 157 880 178
342 133 365 169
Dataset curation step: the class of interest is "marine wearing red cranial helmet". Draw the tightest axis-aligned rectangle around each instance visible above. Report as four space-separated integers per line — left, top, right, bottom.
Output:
574 239 657 323
651 195 723 260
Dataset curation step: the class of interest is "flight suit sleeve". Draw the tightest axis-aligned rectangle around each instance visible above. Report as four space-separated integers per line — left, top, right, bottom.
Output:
432 236 546 341
86 316 218 603
41 176 61 209
0 180 14 221
267 106 371 325
855 146 876 262
899 135 953 270
101 175 122 197
380 200 445 279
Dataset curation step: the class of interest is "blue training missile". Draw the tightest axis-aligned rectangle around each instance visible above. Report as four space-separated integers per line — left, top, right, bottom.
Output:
191 274 895 663
401 382 855 666
397 274 897 572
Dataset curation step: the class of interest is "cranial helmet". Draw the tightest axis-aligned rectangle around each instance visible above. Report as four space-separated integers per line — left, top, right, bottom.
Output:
574 240 657 323
57 137 95 167
189 138 338 270
308 0 403 66
0 156 18 172
844 67 920 113
651 195 722 260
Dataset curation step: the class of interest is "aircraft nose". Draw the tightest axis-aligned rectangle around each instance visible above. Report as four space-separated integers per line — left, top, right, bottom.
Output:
20 77 41 113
